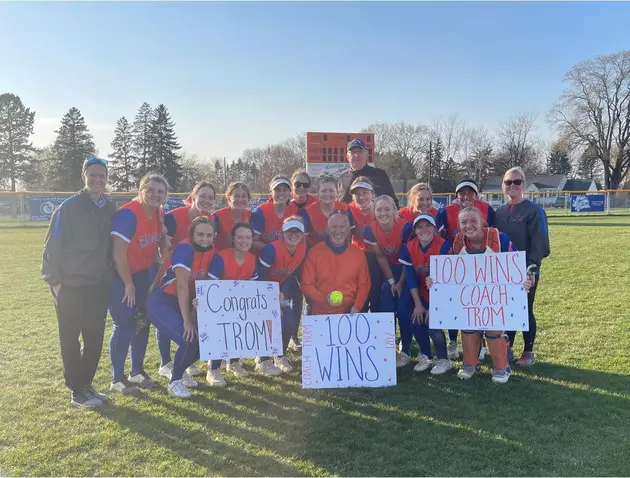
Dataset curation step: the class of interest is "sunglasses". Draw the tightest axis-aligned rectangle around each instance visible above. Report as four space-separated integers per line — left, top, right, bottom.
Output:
504 179 524 186
294 181 311 189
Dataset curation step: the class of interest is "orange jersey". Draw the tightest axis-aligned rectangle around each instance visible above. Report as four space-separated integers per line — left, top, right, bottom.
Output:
214 207 252 251
364 219 413 265
301 240 370 315
251 201 292 245
157 241 215 296
398 206 438 223
347 202 374 251
399 236 451 304
258 240 306 284
209 248 258 280
164 206 217 250
438 200 494 244
286 194 318 216
300 201 347 248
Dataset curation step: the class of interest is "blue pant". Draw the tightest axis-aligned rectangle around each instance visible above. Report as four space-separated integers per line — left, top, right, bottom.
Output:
146 290 200 382
108 268 154 382
260 277 301 360
363 252 383 313
156 328 173 366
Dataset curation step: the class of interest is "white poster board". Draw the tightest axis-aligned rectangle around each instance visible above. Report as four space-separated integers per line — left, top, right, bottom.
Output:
429 251 529 331
301 313 397 389
196 280 283 360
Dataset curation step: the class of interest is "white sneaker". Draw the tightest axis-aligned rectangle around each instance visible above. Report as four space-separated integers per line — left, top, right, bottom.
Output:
491 367 512 384
430 359 453 375
167 380 192 399
159 361 174 378
206 369 227 387
274 356 293 373
413 354 433 372
447 341 460 360
457 365 478 380
186 363 202 376
255 359 282 376
181 371 198 388
396 351 411 368
479 346 487 362
226 360 249 377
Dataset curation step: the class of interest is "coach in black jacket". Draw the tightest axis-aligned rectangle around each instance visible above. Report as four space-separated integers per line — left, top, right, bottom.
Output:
338 139 399 208
42 157 117 407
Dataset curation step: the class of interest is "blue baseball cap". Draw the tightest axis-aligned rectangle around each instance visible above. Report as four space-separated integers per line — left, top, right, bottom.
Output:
82 156 108 172
347 138 367 152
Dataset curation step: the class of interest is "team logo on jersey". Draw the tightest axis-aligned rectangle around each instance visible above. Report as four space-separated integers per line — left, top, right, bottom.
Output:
139 232 160 248
271 267 295 278
381 245 400 257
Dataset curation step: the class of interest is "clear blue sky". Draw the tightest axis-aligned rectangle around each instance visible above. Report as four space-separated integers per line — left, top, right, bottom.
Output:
1 1 629 162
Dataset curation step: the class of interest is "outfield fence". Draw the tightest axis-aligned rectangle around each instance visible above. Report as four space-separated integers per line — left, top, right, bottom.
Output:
1 190 629 225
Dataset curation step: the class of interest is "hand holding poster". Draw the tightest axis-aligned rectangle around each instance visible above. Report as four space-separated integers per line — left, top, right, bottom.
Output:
196 280 283 360
429 251 529 331
301 313 397 389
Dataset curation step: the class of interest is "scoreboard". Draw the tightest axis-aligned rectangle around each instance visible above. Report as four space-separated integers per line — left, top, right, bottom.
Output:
306 132 375 177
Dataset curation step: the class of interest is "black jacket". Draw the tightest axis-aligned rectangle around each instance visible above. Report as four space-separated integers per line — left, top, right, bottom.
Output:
42 191 117 287
338 164 399 208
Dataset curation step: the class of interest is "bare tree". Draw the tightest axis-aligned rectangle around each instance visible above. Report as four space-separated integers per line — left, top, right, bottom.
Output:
548 50 630 189
429 115 469 163
493 111 542 174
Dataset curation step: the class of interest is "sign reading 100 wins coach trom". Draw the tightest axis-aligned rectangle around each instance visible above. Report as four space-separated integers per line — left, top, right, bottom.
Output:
195 280 283 360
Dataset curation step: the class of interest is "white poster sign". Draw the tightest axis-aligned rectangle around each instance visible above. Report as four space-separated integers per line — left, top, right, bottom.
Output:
301 313 397 389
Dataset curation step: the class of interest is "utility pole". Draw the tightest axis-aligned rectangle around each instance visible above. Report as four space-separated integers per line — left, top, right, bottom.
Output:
428 141 433 183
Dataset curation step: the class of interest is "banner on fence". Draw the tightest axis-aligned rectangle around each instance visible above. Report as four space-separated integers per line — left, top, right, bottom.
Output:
433 197 448 210
28 196 66 221
195 280 282 360
301 312 397 389
570 194 605 213
429 251 529 331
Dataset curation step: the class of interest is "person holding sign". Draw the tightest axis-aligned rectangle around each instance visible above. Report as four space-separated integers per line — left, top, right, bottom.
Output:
436 179 495 361
495 167 550 367
206 222 264 384
214 182 253 252
286 169 317 216
300 175 347 248
146 216 217 398
302 210 371 315
109 173 169 394
398 183 438 223
251 176 293 254
442 206 531 384
257 216 307 373
399 214 453 374
363 195 413 367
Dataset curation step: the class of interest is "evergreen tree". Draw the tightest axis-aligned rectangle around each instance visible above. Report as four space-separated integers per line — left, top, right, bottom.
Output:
50 107 96 190
0 93 35 191
131 102 154 179
148 104 182 190
463 144 493 188
214 159 225 188
547 149 572 176
109 116 136 191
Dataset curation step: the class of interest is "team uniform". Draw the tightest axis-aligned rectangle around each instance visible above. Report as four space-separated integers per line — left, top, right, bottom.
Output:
399 236 452 362
109 199 162 384
398 206 438 223
146 241 215 385
251 201 292 248
299 201 347 248
286 194 317 216
214 207 252 251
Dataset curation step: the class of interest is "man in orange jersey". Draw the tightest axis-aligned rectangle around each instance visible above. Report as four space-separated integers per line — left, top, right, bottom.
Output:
301 210 370 315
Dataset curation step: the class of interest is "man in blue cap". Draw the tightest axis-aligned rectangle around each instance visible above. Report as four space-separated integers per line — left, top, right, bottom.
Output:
339 138 399 208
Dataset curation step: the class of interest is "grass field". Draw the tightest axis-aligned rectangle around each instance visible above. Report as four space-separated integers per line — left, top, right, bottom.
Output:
1 216 629 476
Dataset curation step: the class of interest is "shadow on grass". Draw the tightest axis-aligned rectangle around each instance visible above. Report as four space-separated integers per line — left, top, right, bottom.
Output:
548 221 630 227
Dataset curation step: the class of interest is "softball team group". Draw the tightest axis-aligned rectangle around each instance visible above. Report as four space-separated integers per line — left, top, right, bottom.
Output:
42 141 550 408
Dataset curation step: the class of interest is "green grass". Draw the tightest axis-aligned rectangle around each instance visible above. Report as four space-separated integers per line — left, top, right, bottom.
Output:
1 217 629 476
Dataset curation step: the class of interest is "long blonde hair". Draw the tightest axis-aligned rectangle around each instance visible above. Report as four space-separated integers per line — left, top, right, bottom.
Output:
407 183 432 211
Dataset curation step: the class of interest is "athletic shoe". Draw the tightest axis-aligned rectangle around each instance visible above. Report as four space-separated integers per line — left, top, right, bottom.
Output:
206 369 227 387
71 388 102 408
110 379 140 395
226 360 249 377
159 361 174 379
186 363 202 376
430 359 453 375
507 347 515 363
274 356 293 373
491 367 512 384
516 351 535 368
288 337 302 352
85 384 108 402
413 354 433 372
181 372 198 388
396 351 411 368
447 341 460 360
479 346 487 363
128 371 156 389
457 365 479 380
255 359 282 376
167 380 192 399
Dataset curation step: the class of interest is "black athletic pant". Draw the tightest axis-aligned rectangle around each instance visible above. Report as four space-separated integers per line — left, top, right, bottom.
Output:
507 276 539 353
53 282 109 392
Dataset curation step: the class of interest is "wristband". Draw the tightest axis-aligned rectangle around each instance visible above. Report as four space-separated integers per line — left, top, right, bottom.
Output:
388 277 395 285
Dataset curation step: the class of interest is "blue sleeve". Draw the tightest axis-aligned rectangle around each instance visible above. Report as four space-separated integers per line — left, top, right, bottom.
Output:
402 222 413 244
436 208 447 231
405 264 419 291
251 207 265 235
399 244 412 266
499 233 515 253
257 244 276 281
208 254 224 280
487 205 495 227
171 243 194 270
111 208 137 243
164 212 177 237
299 209 312 234
440 240 452 255
364 225 376 245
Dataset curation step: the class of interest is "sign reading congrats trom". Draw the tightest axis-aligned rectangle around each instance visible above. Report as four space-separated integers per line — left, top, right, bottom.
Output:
196 280 283 360
301 313 397 389
429 251 529 331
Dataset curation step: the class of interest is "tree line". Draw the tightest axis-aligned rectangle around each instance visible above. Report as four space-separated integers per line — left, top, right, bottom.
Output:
1 50 629 193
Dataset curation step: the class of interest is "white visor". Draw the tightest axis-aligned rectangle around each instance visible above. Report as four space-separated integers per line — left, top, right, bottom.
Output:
455 181 479 195
413 214 437 228
282 219 305 233
350 181 374 193
271 178 291 190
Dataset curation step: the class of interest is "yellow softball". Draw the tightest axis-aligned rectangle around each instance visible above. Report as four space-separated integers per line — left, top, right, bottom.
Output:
329 290 344 305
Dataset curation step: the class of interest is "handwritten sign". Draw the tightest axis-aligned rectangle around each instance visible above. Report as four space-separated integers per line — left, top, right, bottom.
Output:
196 280 283 360
429 251 529 331
301 313 397 389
